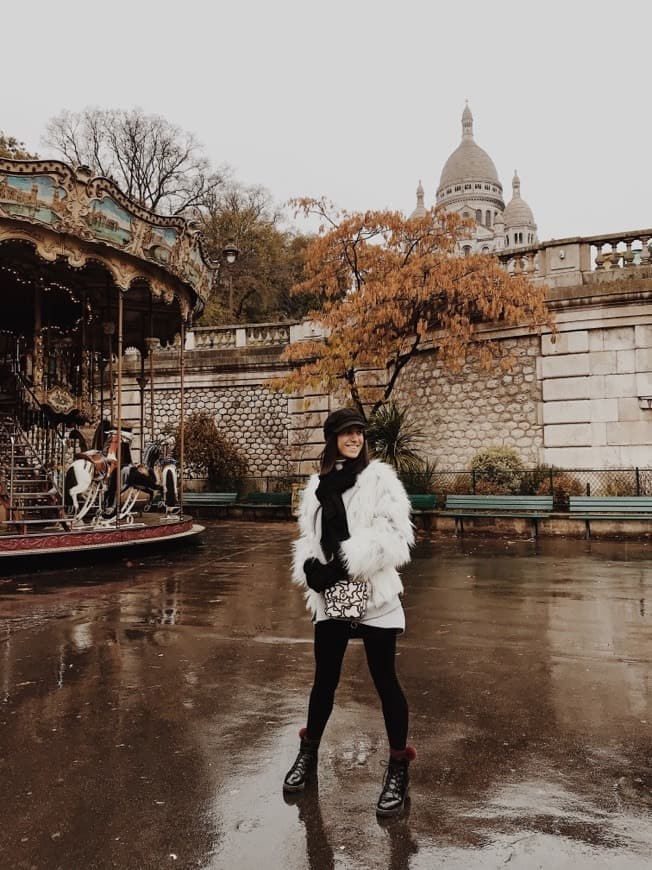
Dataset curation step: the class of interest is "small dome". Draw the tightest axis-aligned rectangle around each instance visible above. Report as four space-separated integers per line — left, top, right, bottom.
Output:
503 170 536 228
438 104 500 190
410 179 427 218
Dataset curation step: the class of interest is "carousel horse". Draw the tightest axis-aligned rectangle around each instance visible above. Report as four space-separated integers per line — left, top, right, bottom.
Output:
65 426 159 522
102 460 160 522
142 441 180 518
64 427 129 520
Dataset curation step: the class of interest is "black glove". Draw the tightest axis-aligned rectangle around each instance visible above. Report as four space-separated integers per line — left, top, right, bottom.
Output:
303 555 348 592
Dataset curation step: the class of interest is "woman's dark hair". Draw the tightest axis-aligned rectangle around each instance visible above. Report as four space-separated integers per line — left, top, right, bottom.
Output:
319 430 369 475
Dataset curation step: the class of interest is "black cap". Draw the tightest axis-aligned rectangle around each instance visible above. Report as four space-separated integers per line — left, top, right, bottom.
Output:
323 408 367 441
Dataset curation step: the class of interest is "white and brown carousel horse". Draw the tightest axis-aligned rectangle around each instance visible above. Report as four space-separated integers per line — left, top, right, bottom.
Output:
64 424 159 524
142 441 180 519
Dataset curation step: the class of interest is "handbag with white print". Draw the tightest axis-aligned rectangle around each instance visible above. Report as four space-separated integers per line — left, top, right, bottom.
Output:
323 579 369 620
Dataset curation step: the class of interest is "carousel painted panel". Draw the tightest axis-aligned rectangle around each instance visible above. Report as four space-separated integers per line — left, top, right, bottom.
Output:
0 174 66 225
84 196 132 246
144 225 178 265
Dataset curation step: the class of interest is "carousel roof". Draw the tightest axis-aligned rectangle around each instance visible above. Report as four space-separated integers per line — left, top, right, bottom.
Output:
0 158 218 352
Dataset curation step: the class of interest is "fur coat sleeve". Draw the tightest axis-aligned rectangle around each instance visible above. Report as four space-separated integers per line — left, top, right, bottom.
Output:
291 460 414 613
338 460 414 580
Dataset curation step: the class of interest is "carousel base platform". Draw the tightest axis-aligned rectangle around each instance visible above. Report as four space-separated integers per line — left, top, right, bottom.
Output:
0 515 204 559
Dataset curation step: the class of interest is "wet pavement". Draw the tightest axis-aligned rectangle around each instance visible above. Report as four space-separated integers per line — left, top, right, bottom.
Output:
0 521 651 870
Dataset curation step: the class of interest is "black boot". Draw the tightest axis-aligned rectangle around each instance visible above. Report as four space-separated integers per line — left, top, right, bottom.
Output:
376 758 410 816
283 737 319 792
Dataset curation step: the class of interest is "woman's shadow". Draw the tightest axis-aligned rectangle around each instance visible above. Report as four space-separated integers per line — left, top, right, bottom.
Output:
284 778 418 870
284 776 335 870
377 799 419 870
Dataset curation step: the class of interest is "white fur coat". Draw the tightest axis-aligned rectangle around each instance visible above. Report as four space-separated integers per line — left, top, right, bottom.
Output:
292 460 415 616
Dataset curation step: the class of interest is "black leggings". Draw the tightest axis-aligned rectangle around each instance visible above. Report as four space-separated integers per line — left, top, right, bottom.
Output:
306 619 409 750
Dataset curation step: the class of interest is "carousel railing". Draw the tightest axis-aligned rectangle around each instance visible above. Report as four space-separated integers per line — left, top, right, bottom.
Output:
0 423 17 522
7 366 67 494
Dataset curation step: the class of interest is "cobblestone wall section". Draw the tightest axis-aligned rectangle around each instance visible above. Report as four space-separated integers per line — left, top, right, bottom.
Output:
153 385 291 476
393 336 543 468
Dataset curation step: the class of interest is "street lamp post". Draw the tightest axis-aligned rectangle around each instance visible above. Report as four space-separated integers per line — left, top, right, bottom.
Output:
222 241 240 317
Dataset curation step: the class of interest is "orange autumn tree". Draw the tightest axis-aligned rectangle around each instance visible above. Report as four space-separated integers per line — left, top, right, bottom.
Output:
275 197 553 415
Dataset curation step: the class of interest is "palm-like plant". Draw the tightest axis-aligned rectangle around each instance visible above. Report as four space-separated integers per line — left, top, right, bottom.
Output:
366 403 425 475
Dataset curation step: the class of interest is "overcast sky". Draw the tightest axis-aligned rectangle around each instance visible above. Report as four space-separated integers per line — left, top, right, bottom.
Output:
5 0 650 242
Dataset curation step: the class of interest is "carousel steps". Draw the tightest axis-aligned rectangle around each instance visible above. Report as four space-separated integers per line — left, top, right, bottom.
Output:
9 505 63 513
0 456 45 469
0 425 66 526
2 518 70 535
10 490 55 498
9 476 51 483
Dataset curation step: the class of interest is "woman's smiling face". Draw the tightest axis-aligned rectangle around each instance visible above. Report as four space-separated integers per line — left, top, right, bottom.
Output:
336 425 365 460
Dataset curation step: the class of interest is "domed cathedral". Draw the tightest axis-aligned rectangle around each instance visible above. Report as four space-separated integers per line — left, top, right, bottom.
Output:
412 103 537 254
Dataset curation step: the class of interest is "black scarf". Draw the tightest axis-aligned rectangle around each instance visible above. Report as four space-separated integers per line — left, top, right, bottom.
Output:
315 462 358 560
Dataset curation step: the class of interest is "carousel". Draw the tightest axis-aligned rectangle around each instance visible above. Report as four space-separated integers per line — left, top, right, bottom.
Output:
0 157 217 558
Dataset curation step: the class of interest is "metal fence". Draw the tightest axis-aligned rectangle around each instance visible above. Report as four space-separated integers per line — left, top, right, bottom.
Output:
399 467 652 511
241 475 310 494
187 467 652 511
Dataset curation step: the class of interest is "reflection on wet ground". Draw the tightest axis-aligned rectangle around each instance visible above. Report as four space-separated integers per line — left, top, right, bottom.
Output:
0 523 651 869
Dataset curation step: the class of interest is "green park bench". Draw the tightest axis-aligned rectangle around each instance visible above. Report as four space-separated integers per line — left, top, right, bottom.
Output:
236 491 292 518
181 492 238 515
408 494 437 513
441 494 554 539
569 496 652 539
239 492 292 505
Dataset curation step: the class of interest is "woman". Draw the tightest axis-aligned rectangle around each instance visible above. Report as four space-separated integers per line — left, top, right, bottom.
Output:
283 407 416 816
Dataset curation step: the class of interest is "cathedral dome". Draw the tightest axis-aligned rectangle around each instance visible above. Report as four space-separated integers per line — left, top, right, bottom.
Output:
503 171 536 228
438 104 500 190
410 179 427 218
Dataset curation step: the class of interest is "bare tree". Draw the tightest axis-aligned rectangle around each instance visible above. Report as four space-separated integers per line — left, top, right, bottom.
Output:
43 107 227 215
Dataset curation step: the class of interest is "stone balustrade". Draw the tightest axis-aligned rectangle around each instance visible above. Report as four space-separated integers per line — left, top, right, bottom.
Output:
245 324 291 346
188 322 293 351
588 229 652 270
185 319 325 351
498 228 652 288
191 326 237 350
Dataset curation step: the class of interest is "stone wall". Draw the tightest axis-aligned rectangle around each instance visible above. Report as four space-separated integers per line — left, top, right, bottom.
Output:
541 323 652 468
120 330 300 481
145 384 290 477
394 335 542 468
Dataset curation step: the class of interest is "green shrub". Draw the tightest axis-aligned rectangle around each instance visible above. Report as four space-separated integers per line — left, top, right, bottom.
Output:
171 411 249 491
470 446 524 494
520 464 555 495
537 472 584 511
474 478 511 495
